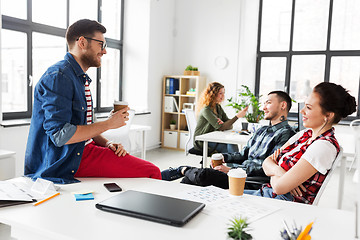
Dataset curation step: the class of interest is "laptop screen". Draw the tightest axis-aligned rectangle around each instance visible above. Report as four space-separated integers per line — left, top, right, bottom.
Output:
96 190 205 227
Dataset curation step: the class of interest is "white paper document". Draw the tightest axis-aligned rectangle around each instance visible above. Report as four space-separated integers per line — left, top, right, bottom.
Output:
0 178 60 203
176 186 279 222
204 197 280 222
0 182 33 201
176 185 231 204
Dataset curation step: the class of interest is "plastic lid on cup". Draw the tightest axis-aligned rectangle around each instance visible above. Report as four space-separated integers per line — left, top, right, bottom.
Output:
228 168 247 178
211 153 223 160
114 100 128 105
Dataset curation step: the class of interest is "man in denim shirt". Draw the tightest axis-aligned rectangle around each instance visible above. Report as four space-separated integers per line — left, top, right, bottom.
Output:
162 91 295 189
25 19 161 184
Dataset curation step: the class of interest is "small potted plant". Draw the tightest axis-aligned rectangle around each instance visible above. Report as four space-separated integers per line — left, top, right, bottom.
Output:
184 65 200 76
227 216 252 240
169 119 176 130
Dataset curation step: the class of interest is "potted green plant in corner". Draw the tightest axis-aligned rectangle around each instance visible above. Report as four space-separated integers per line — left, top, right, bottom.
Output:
169 119 176 130
227 85 264 132
227 216 252 240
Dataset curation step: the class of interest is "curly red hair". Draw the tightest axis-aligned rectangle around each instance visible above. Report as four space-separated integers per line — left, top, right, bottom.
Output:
196 82 224 115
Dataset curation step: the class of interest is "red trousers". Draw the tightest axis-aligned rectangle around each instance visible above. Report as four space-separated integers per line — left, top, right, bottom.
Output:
75 142 161 180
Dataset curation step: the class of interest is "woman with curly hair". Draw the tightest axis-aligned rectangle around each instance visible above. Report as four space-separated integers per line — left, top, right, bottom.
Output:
193 82 248 153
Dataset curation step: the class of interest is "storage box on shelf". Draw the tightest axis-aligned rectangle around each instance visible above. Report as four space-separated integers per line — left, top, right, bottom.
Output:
161 75 206 150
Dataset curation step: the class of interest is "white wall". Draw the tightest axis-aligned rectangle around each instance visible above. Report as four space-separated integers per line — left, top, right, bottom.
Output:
237 0 259 90
172 0 259 119
123 0 175 148
173 0 241 99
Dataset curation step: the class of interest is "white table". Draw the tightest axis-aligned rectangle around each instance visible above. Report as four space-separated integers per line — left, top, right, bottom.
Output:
0 177 355 240
130 124 151 159
195 130 251 168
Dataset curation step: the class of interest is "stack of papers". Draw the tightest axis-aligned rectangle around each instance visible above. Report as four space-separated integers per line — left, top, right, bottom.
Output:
0 181 35 207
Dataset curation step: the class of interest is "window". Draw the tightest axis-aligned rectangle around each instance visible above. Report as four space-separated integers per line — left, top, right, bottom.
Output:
69 0 98 26
1 0 27 20
259 57 287 98
32 0 67 28
32 33 66 96
1 0 124 120
100 48 120 108
1 29 28 113
256 0 360 120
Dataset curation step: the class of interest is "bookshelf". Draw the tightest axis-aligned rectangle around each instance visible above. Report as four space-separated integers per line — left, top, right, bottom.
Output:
161 75 206 150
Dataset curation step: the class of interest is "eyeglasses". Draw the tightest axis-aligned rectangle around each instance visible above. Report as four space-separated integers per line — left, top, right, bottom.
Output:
77 36 107 50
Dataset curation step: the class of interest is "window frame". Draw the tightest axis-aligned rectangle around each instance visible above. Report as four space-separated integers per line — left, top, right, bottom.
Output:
255 0 360 122
1 0 124 120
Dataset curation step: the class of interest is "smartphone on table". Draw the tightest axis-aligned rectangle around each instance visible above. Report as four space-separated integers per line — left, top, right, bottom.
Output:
104 183 122 192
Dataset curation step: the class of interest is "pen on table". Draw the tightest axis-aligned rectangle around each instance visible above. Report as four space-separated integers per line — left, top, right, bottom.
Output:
33 192 60 206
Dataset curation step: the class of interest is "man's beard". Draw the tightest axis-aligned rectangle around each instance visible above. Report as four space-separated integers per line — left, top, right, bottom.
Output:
81 51 101 68
264 110 278 120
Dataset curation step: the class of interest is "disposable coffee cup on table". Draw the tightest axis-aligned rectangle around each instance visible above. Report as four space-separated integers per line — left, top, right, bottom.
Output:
113 100 128 112
228 168 247 196
211 153 224 167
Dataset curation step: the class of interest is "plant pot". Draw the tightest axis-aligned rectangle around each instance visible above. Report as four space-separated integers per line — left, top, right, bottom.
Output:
241 122 249 131
183 70 200 76
169 124 176 130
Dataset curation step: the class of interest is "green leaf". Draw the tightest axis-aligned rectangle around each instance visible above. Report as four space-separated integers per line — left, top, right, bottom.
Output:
227 85 264 123
227 216 252 240
185 65 193 71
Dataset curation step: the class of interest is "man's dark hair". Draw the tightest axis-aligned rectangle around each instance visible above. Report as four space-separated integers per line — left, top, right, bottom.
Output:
268 91 292 113
66 19 106 49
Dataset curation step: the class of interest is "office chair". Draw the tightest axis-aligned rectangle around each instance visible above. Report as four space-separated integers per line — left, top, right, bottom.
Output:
244 176 270 190
312 147 343 206
297 102 306 132
102 109 135 152
183 109 197 156
184 109 216 167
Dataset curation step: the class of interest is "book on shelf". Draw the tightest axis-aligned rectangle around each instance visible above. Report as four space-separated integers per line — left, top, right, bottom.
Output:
165 78 170 94
164 96 180 113
164 96 175 112
169 78 179 94
173 97 179 112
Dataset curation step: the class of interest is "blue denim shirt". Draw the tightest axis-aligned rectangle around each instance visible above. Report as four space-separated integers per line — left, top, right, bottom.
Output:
25 52 92 184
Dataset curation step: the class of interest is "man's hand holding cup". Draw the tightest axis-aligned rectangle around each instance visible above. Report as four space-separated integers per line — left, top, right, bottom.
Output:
107 101 129 129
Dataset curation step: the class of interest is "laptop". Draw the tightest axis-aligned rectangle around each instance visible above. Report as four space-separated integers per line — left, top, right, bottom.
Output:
96 190 205 227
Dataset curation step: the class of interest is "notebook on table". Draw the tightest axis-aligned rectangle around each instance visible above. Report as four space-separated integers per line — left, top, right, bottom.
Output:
96 190 205 227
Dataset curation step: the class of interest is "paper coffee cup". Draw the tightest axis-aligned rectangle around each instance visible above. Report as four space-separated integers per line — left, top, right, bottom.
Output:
228 168 247 196
211 153 223 167
113 100 128 112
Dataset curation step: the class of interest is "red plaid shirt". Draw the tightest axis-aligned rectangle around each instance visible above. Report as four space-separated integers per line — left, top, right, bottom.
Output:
265 127 340 204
